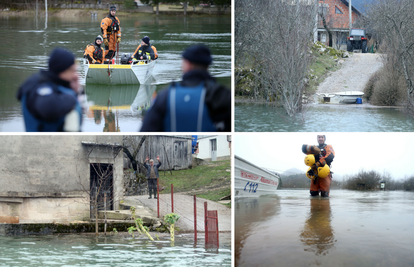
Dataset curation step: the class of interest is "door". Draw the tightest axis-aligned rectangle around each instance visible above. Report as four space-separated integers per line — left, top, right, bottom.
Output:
90 163 113 219
210 139 217 161
173 141 187 169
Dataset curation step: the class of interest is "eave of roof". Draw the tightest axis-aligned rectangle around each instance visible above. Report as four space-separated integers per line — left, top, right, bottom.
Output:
340 0 363 16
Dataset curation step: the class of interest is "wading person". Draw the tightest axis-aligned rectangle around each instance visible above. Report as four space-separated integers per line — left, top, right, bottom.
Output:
101 5 121 60
84 35 104 64
302 135 335 197
17 48 82 132
132 36 155 62
144 156 162 199
140 44 231 132
133 36 158 61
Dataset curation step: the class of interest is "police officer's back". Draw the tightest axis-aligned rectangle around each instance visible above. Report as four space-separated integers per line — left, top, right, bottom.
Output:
140 44 231 132
17 48 82 132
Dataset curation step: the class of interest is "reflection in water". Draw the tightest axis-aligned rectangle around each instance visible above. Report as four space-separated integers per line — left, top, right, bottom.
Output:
235 196 281 266
300 199 335 256
85 83 156 132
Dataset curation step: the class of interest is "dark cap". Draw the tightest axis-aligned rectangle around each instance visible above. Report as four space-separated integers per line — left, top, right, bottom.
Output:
110 6 116 12
182 44 212 66
142 36 150 45
48 48 75 74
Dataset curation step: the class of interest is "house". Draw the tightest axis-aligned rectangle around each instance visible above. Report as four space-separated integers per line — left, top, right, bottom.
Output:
317 0 363 50
195 135 231 161
0 136 124 223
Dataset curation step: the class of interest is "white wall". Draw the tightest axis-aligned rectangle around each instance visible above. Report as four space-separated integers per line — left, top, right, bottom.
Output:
197 135 230 160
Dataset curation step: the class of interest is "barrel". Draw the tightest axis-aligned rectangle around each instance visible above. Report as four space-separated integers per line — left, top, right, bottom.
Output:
356 98 362 104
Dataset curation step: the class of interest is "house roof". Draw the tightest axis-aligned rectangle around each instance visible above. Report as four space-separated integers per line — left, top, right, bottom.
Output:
340 0 363 16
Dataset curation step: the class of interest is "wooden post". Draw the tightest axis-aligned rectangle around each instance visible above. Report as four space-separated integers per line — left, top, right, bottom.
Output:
194 195 197 243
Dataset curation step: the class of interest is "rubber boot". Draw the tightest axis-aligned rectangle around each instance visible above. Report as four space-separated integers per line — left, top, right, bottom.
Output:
310 191 319 197
148 188 152 199
154 188 157 199
321 191 329 198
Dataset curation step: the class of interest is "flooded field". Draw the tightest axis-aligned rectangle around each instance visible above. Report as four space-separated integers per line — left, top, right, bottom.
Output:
235 103 414 132
235 190 414 267
0 233 231 266
0 15 230 132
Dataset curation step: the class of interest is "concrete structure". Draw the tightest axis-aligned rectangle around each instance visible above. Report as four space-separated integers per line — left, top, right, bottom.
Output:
0 136 124 223
196 135 231 161
317 0 362 50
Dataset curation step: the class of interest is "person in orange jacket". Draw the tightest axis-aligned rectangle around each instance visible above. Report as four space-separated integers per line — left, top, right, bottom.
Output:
101 6 121 59
303 135 335 197
84 36 104 64
132 36 155 62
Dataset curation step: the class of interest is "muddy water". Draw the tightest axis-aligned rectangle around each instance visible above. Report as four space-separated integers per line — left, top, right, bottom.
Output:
235 190 414 267
0 233 231 266
235 103 414 132
0 15 230 132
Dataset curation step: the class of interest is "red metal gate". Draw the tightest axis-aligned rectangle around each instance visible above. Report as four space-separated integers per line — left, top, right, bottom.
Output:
204 202 219 247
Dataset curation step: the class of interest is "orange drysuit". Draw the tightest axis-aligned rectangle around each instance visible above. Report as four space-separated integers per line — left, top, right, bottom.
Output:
307 144 335 195
101 15 121 58
84 43 104 64
134 45 158 59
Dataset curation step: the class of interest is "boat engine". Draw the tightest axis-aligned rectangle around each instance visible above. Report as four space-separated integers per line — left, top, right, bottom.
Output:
121 53 132 64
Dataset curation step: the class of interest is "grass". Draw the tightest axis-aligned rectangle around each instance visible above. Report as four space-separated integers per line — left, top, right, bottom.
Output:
306 53 340 94
158 159 231 204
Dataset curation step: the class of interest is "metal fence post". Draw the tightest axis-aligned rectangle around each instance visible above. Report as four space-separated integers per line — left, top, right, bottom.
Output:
157 178 160 218
194 195 197 243
204 201 208 244
171 184 174 213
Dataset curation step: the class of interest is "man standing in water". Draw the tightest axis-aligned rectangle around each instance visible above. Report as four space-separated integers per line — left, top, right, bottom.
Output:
303 135 335 197
101 6 121 60
17 48 82 132
144 156 162 199
140 44 231 132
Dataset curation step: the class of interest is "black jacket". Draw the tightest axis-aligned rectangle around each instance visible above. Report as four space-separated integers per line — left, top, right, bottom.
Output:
140 69 231 132
133 44 155 60
17 70 77 123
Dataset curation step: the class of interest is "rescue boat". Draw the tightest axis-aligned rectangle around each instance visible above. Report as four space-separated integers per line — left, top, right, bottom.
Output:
235 155 281 197
82 58 156 85
315 91 364 104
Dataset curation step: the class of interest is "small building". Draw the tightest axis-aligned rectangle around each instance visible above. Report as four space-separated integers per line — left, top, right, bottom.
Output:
317 0 363 50
195 135 231 161
0 136 124 223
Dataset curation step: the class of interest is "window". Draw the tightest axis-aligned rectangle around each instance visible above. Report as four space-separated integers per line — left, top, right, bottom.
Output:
335 6 343 14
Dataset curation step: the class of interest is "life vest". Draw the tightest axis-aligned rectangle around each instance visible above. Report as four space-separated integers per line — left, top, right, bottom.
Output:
105 15 119 34
21 83 82 132
85 43 103 61
163 82 216 132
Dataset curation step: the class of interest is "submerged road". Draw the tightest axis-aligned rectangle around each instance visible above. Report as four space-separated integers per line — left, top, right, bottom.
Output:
317 53 383 94
125 194 231 232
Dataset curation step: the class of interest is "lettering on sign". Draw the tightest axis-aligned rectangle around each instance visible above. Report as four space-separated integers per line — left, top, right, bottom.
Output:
260 177 278 186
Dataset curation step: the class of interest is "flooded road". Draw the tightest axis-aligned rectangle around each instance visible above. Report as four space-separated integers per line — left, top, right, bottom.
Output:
0 15 230 132
235 190 414 267
0 233 231 266
235 103 414 132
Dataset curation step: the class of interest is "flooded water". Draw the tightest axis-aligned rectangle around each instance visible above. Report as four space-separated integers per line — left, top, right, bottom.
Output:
235 190 414 267
0 15 230 132
235 103 414 132
0 233 231 266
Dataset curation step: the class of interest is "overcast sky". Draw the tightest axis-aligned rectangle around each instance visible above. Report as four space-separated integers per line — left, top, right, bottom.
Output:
234 133 414 180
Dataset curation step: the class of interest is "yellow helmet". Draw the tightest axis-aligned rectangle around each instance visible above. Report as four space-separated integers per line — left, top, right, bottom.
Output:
306 167 316 179
304 154 315 166
318 165 330 178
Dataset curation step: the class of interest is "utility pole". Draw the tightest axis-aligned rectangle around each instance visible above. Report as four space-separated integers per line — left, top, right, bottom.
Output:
349 0 352 34
314 0 319 43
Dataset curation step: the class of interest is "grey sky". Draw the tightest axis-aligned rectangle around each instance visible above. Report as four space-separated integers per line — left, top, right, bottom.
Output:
234 133 414 180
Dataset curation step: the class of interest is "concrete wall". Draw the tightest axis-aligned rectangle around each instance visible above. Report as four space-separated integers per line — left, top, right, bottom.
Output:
0 135 123 223
197 135 230 161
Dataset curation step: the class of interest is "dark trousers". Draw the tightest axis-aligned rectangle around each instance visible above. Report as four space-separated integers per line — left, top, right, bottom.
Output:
148 178 158 196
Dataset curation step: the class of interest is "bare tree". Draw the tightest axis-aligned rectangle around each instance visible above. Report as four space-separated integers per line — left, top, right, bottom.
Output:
236 0 317 118
318 0 333 47
367 0 414 111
